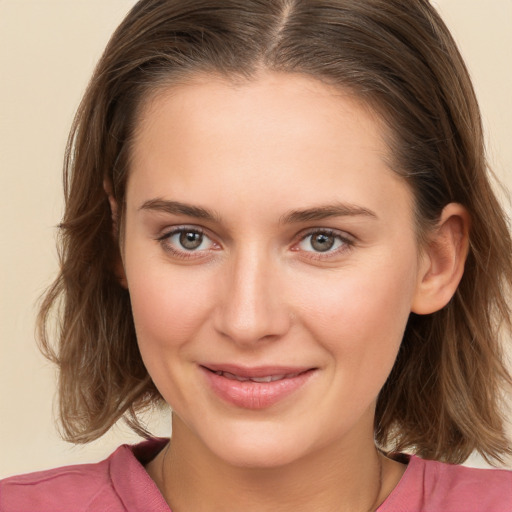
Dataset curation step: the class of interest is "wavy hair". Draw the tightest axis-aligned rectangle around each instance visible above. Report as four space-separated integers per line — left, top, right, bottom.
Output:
38 0 512 464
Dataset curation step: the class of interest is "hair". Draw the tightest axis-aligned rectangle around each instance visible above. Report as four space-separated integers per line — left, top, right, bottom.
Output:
38 0 512 465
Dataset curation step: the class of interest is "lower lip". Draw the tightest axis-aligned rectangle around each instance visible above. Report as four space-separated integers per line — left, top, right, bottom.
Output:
201 367 315 410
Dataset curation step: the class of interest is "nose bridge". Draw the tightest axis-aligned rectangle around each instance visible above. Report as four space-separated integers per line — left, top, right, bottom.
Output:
214 243 289 345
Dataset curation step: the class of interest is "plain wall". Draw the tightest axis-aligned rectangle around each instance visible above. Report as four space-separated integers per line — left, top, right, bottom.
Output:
1 0 511 478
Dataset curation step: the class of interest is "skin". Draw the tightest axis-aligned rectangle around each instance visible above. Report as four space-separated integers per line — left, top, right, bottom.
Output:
117 72 469 511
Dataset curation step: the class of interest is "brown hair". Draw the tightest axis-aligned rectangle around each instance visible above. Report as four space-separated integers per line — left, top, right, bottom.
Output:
38 0 512 464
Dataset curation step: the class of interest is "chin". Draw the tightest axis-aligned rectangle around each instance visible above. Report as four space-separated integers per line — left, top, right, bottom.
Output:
216 440 306 469
199 421 320 469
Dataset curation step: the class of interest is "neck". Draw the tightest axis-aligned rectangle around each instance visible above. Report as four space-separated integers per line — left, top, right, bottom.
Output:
147 416 404 512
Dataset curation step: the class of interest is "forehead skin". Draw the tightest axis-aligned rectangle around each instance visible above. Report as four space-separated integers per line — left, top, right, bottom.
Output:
127 72 414 236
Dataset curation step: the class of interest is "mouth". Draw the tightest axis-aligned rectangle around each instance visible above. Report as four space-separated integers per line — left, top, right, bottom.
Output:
208 369 307 383
200 364 316 409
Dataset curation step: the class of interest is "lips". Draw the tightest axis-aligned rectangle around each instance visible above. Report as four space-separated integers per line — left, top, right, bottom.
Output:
214 370 304 383
200 364 316 409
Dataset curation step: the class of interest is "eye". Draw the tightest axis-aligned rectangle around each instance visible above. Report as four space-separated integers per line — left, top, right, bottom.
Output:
296 229 353 254
176 230 206 250
158 226 218 257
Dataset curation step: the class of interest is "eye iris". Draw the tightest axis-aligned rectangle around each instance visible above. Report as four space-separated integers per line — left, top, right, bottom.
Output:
311 233 335 252
179 231 203 250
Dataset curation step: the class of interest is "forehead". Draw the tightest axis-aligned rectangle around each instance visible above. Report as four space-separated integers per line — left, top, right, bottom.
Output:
134 72 387 157
127 72 413 227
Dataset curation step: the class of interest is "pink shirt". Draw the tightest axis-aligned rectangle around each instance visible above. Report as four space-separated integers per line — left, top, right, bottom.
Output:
1 438 511 511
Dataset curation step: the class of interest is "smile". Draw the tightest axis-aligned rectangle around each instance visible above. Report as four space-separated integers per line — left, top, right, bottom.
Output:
200 365 316 409
212 370 304 383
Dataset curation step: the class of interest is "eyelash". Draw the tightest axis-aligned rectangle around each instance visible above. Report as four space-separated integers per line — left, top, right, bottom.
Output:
293 228 354 260
156 226 354 261
157 226 217 260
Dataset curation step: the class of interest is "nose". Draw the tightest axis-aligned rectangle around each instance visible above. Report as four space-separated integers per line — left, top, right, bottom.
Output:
213 247 291 346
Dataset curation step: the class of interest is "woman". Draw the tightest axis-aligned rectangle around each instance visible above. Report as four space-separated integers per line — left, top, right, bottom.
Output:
1 0 511 510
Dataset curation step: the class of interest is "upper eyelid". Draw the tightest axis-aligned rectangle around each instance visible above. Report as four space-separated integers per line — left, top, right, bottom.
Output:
293 228 355 256
156 225 354 239
156 225 355 251
156 223 232 245
296 227 355 242
156 227 216 260
158 224 207 239
157 225 221 253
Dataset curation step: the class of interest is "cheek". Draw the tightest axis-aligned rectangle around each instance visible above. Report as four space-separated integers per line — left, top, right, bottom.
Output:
125 254 216 353
296 269 416 424
125 260 220 405
293 256 418 372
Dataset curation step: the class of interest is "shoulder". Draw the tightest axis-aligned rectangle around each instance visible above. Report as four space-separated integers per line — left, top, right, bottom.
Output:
0 438 170 512
0 457 117 512
381 455 512 512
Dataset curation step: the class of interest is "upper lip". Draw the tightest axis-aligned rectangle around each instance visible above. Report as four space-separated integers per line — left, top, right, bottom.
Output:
200 363 314 379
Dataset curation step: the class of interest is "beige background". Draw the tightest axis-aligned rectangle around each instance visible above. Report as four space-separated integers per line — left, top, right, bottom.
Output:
1 1 511 478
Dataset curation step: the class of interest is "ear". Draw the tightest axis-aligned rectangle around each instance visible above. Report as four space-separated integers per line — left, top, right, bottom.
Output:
103 178 128 289
411 203 470 315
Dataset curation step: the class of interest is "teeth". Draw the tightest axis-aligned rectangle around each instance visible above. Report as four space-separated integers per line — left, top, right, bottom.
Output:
215 371 301 382
251 376 278 383
222 371 250 382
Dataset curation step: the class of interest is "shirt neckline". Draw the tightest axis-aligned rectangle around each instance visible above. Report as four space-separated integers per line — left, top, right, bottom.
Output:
113 438 420 512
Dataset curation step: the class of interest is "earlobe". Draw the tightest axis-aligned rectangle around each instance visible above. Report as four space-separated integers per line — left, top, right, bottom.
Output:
103 178 128 289
411 203 470 315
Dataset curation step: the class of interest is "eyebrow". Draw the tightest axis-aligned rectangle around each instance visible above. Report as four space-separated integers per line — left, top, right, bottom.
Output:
280 203 377 224
139 198 377 224
139 198 220 222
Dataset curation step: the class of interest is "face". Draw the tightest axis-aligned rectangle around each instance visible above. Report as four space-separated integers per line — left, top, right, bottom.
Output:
123 72 425 468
